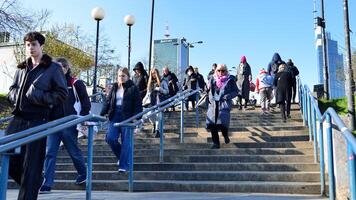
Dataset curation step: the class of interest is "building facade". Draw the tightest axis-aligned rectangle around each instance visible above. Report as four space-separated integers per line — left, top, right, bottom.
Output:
0 42 20 94
153 38 188 82
315 28 345 99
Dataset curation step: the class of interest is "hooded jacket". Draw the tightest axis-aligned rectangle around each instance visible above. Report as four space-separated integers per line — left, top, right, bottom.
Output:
8 54 68 120
132 62 148 99
267 53 285 76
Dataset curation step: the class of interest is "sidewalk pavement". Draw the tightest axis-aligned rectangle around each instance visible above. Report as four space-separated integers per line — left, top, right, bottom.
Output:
7 190 327 200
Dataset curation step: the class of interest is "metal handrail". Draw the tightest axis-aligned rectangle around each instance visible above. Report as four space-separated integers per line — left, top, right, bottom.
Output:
0 116 13 125
114 88 201 192
299 80 356 200
0 114 106 200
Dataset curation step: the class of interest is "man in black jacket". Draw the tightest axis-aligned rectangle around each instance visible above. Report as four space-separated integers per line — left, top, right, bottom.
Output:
162 67 179 111
286 59 300 103
6 32 68 200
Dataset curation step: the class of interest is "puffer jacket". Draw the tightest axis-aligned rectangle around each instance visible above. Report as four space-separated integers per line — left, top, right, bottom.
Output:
7 54 68 120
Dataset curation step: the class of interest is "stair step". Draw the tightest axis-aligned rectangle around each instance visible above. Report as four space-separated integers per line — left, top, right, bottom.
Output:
55 163 320 172
51 171 321 182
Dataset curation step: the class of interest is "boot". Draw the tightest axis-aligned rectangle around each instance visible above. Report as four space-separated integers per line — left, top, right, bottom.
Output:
151 124 156 134
155 130 160 138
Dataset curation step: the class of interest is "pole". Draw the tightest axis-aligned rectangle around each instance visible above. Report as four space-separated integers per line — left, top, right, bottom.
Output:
148 0 155 73
128 25 132 72
321 0 330 99
343 0 355 131
92 20 100 100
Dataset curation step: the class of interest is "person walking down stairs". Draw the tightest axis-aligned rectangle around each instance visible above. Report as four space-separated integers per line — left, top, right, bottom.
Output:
236 56 252 110
146 68 169 138
206 64 238 149
100 67 142 172
273 64 293 123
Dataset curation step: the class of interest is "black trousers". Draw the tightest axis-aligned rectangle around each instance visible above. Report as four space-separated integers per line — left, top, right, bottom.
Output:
210 124 228 146
292 80 297 102
5 116 48 200
238 96 248 108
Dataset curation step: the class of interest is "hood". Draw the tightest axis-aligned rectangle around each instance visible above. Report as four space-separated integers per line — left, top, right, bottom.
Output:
272 53 281 62
287 59 294 66
17 54 53 69
133 62 145 72
185 65 194 74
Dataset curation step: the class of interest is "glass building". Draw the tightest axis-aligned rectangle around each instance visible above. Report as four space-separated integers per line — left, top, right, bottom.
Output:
153 38 188 82
315 28 345 99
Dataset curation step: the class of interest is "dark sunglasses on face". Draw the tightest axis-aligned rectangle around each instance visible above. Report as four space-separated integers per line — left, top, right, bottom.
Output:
217 69 226 72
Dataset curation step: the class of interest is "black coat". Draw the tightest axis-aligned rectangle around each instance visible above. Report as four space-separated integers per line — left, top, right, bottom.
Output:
8 54 68 120
274 71 293 104
132 74 148 100
163 72 179 97
100 80 142 121
50 76 91 120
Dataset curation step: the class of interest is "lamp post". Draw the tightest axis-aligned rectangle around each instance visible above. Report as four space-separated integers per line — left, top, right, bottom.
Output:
148 0 155 73
124 15 135 72
186 41 203 67
91 7 105 98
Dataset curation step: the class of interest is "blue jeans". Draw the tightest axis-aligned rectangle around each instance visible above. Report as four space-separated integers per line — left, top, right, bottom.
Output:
106 108 131 170
43 126 86 187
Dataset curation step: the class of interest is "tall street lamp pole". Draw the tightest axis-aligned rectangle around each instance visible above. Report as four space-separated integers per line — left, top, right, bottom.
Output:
343 0 355 131
91 7 105 99
321 0 330 99
148 0 155 73
124 15 135 72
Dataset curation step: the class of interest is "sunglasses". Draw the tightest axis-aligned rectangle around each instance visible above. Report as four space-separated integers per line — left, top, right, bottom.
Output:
118 74 127 77
217 69 226 72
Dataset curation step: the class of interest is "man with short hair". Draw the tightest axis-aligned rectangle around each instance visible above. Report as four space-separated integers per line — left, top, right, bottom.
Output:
6 31 68 200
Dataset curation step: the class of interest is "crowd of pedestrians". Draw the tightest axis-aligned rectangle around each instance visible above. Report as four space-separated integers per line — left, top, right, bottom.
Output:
3 31 300 199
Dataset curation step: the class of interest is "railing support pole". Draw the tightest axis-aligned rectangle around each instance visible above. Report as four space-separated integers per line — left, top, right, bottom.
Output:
319 121 326 196
196 93 199 128
86 125 94 200
180 99 184 143
128 126 134 192
159 112 164 163
348 144 356 200
307 94 313 141
312 107 318 163
0 155 9 200
303 87 307 126
326 114 335 200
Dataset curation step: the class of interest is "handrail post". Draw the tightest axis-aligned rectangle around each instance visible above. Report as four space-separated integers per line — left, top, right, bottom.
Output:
302 87 307 126
319 121 326 196
159 111 164 163
180 98 184 144
312 106 318 163
86 124 94 200
348 144 356 200
195 92 199 128
128 126 134 192
0 154 10 200
326 114 335 200
307 94 313 141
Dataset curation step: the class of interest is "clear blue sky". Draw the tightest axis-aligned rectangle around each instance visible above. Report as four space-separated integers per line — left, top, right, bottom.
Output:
22 0 355 87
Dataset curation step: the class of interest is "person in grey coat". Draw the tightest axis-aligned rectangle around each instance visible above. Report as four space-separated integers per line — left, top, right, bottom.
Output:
206 64 238 149
236 56 252 110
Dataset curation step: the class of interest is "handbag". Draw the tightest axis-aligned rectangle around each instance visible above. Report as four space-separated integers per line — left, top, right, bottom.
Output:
142 91 151 107
249 81 256 92
72 80 98 138
197 92 208 109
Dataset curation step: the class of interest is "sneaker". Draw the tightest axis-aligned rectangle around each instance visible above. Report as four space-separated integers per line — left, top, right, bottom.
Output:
39 185 51 194
75 175 86 185
210 144 220 149
118 168 127 173
116 160 120 166
287 115 291 118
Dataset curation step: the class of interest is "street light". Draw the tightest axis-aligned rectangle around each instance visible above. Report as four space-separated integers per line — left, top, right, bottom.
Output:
91 7 105 98
124 15 135 72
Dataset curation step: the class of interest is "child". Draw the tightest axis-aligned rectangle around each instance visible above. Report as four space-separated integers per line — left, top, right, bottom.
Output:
255 68 274 114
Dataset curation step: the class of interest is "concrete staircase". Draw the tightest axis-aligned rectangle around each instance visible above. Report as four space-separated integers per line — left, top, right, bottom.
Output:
9 104 322 194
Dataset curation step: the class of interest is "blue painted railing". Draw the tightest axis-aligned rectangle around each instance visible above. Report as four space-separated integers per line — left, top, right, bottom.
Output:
115 88 201 192
0 114 106 200
299 80 356 200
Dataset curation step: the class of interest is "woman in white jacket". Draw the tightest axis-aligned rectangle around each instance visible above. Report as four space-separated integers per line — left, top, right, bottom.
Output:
146 68 169 137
